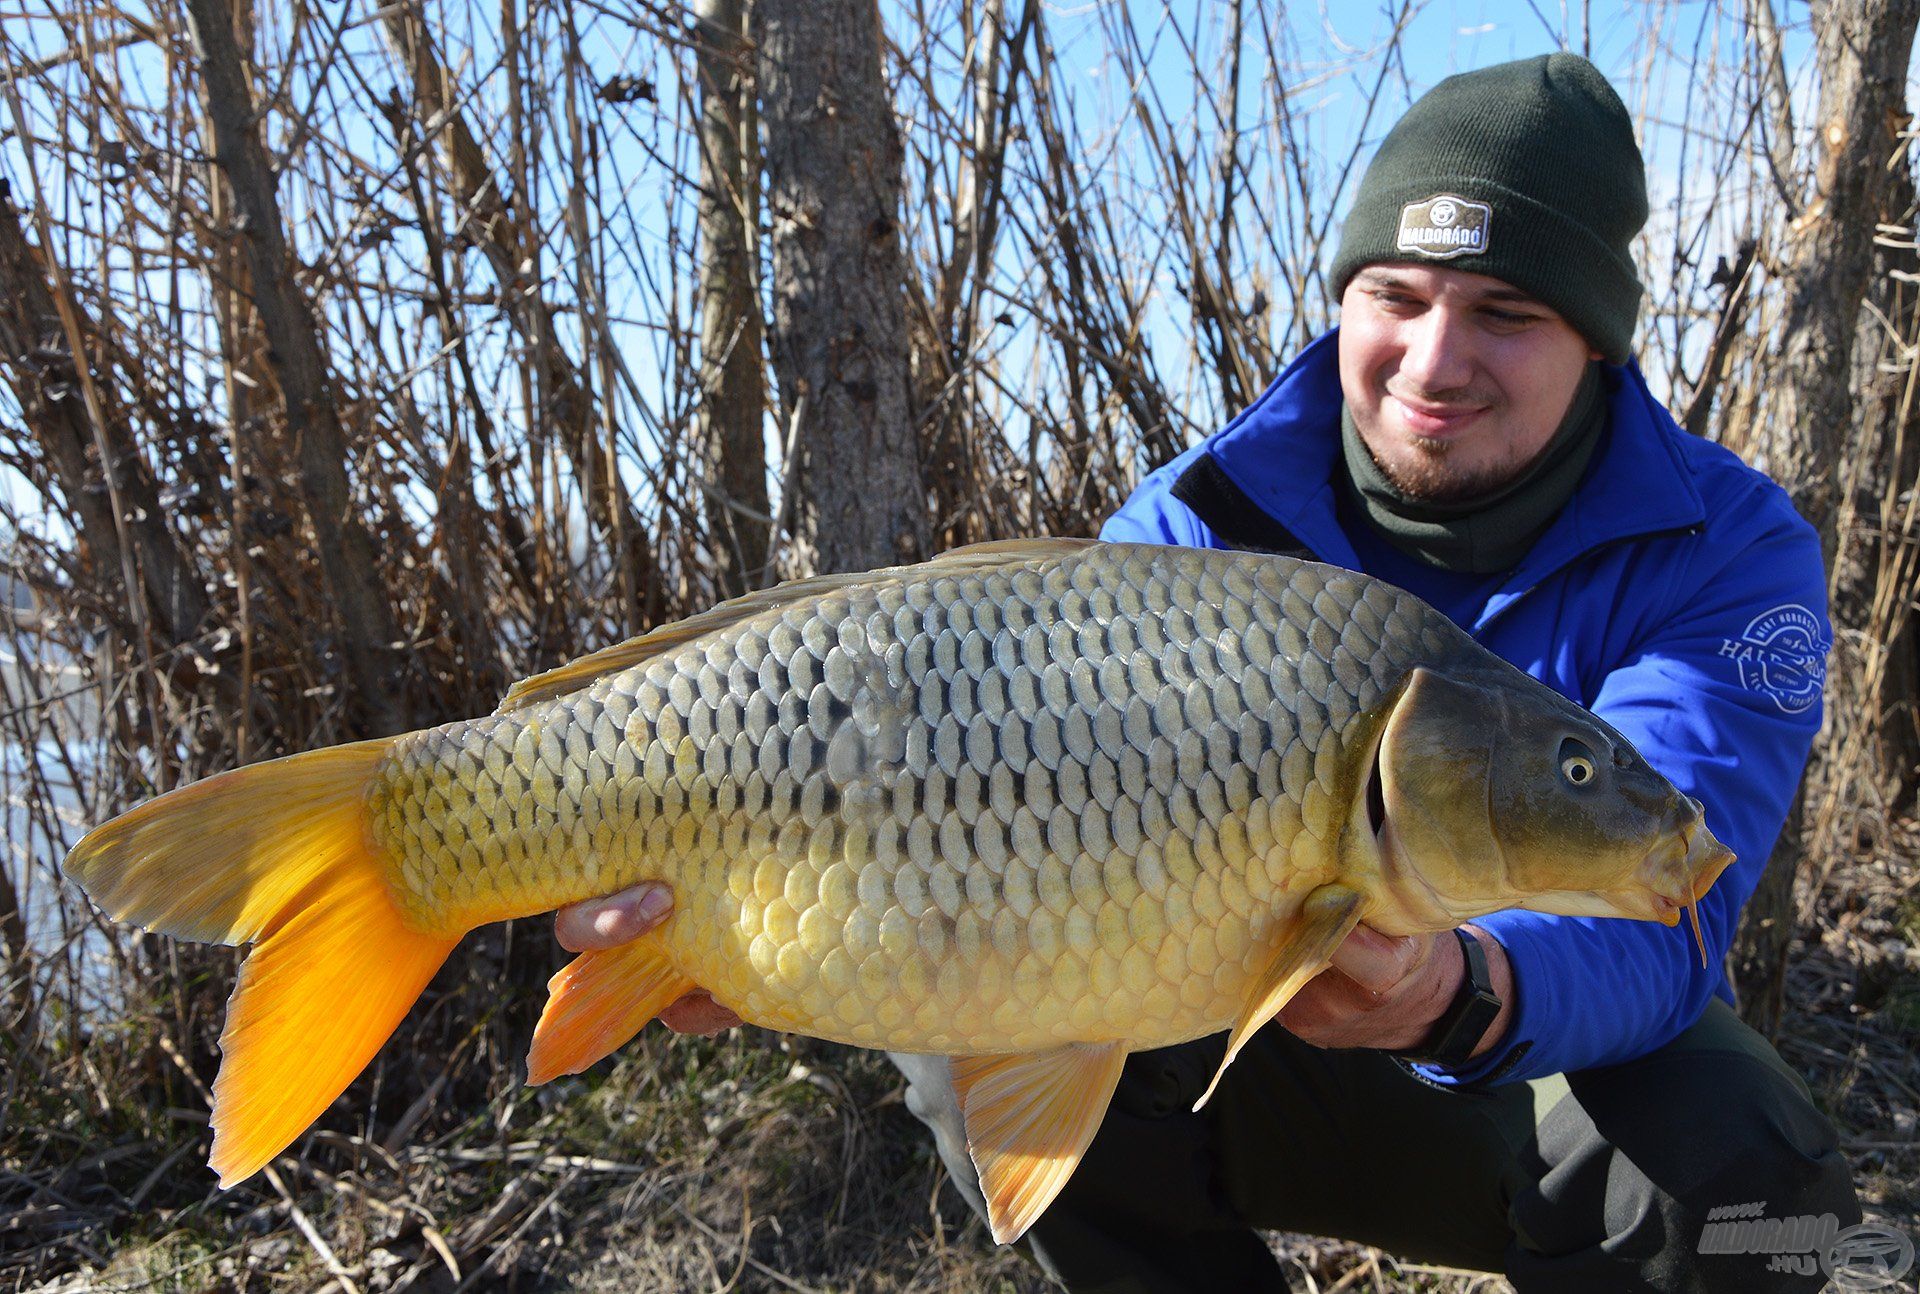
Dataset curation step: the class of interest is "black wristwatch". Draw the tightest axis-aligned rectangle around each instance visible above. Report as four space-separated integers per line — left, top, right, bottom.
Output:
1405 928 1502 1068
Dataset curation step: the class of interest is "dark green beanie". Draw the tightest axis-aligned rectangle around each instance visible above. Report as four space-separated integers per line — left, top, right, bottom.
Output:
1329 53 1648 363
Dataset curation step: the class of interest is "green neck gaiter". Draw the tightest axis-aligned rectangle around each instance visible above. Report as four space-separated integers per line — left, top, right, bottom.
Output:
1340 364 1607 574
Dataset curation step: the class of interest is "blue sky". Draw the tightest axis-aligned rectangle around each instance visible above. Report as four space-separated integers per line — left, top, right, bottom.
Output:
0 1 1832 538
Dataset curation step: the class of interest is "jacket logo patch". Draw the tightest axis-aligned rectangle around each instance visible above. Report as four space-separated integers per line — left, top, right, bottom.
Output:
1718 604 1829 715
1396 195 1491 259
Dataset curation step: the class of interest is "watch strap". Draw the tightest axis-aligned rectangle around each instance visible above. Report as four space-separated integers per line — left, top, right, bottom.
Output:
1406 928 1502 1068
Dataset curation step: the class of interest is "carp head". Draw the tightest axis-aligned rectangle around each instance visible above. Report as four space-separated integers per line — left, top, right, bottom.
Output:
1350 661 1735 959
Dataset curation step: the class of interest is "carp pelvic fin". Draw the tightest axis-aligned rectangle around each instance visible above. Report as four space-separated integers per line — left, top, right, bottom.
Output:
61 740 459 1187
951 1042 1127 1246
526 942 698 1084
1194 882 1365 1111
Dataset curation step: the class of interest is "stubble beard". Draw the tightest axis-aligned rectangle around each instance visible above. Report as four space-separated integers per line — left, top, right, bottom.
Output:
1365 426 1535 504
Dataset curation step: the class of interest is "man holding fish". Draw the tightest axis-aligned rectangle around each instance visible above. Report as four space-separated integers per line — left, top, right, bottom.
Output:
66 49 1864 1294
558 53 1863 1291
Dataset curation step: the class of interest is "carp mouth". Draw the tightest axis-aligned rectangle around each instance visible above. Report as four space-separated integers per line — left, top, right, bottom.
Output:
1637 809 1734 897
1514 810 1736 965
1632 810 1737 963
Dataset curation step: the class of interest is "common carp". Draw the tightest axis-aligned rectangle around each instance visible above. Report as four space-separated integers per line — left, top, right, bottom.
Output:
65 539 1734 1243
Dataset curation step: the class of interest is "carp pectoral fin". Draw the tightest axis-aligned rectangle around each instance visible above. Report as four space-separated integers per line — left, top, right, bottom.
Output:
525 942 698 1084
1193 882 1365 1112
950 1041 1127 1246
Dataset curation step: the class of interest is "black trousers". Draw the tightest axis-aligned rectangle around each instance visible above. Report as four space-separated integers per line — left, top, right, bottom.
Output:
899 999 1862 1292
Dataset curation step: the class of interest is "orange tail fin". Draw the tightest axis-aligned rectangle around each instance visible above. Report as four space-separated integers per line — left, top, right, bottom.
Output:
63 740 459 1186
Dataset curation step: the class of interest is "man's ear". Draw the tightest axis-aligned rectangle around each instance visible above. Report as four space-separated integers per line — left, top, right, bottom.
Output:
1587 347 1604 362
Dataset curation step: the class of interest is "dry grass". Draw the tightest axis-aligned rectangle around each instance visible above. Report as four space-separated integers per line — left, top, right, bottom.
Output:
7 858 1915 1290
9 1033 1048 1293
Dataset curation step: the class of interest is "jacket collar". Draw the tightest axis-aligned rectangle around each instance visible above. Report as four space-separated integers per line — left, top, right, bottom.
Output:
1205 327 1706 618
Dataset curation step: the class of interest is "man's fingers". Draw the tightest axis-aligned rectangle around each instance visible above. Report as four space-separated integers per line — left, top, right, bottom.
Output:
551 888 737 1036
554 883 673 952
658 990 742 1036
1327 924 1428 995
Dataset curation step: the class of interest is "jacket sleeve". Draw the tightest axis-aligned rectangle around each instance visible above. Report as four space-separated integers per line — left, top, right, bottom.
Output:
1412 500 1830 1087
1098 449 1221 548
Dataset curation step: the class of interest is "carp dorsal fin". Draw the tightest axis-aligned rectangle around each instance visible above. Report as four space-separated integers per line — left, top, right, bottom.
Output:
923 537 1101 564
951 1040 1127 1245
1192 882 1365 1111
494 538 1102 713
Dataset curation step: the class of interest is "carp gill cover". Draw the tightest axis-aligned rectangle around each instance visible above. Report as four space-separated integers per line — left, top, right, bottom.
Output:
65 539 1735 1244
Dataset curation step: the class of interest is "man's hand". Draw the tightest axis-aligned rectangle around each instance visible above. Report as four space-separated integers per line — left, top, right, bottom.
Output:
1276 922 1514 1062
553 884 742 1036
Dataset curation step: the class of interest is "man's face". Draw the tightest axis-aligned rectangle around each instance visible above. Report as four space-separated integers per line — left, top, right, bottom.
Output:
1338 265 1602 502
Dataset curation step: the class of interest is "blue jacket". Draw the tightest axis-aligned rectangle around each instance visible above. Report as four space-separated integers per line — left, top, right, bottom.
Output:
1102 329 1831 1086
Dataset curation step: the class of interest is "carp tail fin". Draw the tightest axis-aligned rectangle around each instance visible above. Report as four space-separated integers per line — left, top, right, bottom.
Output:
62 740 460 1186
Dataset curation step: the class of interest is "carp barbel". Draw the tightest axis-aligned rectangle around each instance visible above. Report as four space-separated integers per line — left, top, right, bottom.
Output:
66 539 1732 1244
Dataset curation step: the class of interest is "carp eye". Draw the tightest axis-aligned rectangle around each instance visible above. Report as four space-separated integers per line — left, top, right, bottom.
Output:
1559 738 1596 788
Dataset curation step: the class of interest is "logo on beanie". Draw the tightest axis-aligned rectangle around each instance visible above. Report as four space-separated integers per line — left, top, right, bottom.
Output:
1396 194 1492 259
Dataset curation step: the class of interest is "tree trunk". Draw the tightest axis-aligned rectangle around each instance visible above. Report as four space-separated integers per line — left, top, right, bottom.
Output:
0 856 30 1041
0 185 212 648
1839 155 1920 815
183 0 413 736
756 0 928 576
1730 0 1920 1035
694 0 770 596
